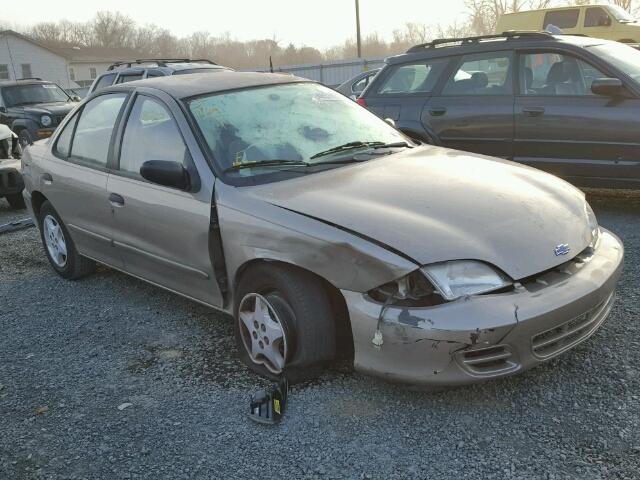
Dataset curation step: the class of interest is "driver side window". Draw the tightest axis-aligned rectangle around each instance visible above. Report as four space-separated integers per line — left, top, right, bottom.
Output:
519 52 612 96
119 96 187 176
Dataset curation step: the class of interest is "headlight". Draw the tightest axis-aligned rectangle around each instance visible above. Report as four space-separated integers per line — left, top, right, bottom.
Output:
40 115 52 127
421 260 512 301
367 270 443 307
585 202 600 248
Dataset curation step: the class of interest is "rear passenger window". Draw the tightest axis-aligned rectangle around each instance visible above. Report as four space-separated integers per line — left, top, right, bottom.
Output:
71 93 127 167
377 59 448 95
93 73 116 91
53 113 78 158
544 9 579 29
119 96 187 177
442 52 512 95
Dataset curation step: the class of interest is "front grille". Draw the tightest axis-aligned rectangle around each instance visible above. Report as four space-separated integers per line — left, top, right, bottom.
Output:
52 115 65 127
531 292 615 359
457 345 519 376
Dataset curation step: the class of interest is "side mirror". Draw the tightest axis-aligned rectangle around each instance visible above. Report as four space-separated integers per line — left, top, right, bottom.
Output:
71 95 81 102
140 160 190 190
591 78 626 96
384 118 396 128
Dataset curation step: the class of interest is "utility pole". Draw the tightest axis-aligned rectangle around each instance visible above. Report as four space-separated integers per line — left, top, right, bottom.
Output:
355 0 362 58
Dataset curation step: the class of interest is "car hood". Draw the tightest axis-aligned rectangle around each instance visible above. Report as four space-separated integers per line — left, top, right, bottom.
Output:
245 146 593 280
19 102 76 116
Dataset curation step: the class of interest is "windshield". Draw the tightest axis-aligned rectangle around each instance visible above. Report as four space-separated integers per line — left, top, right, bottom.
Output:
2 83 70 107
607 5 636 22
188 82 407 176
587 42 640 81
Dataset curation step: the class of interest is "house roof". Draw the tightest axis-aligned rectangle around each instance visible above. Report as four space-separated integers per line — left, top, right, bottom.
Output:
0 30 142 63
57 46 144 63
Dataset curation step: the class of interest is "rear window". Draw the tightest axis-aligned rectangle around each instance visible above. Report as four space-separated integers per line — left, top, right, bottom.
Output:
376 59 448 95
93 73 116 91
544 9 580 29
117 73 144 84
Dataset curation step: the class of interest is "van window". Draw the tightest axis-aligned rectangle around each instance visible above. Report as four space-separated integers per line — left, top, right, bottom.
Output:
543 9 579 29
377 59 448 95
585 7 612 27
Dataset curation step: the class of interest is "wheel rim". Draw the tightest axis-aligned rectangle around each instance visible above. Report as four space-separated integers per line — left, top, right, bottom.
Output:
238 293 289 374
43 215 68 268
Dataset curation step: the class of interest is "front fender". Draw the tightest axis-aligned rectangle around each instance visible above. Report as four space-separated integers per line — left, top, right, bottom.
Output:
10 118 39 134
216 182 418 298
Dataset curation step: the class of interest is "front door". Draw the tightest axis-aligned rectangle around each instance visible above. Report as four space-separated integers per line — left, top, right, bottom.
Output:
40 93 128 267
514 50 640 184
107 93 221 306
425 50 515 158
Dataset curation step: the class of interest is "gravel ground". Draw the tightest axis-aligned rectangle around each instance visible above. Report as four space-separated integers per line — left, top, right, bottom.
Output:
0 190 639 480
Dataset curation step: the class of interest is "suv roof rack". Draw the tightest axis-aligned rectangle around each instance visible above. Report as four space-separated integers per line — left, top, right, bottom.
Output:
406 31 553 53
107 58 217 71
18 77 44 81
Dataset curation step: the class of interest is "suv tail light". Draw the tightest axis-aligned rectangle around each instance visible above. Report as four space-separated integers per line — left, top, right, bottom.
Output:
356 98 367 107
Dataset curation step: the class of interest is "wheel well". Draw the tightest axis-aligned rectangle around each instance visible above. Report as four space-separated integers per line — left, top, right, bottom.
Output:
234 259 354 359
31 191 48 218
618 39 636 43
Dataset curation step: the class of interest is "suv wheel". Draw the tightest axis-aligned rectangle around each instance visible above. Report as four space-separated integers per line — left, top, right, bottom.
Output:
234 264 336 383
38 201 95 279
5 193 25 210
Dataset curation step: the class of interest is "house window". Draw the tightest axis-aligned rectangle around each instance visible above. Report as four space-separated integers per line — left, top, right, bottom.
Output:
90 67 97 79
21 64 32 78
0 65 8 80
69 67 75 81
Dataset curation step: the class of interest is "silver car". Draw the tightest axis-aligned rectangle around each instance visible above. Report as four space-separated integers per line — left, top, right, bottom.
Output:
21 72 623 385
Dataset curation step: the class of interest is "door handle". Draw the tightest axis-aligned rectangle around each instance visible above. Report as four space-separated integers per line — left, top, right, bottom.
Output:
429 107 447 116
109 193 125 207
41 173 53 184
523 107 545 117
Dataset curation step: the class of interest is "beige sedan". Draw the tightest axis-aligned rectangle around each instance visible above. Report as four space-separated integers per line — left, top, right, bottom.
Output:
21 72 623 385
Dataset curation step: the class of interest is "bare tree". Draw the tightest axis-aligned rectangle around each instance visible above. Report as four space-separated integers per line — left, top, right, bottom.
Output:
466 0 555 35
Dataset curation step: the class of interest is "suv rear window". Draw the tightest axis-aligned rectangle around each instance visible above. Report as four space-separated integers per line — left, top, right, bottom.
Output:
93 73 117 91
543 9 579 29
117 73 144 84
376 59 448 95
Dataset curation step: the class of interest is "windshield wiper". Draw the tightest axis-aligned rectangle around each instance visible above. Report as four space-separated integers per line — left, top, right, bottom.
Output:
310 141 411 160
223 159 309 172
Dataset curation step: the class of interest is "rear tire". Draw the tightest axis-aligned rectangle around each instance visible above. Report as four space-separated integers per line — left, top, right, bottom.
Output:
38 201 95 280
234 263 336 383
6 193 25 210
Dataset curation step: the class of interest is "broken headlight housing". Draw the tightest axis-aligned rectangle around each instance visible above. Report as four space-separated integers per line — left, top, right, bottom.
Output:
586 202 600 249
421 260 512 301
367 270 444 307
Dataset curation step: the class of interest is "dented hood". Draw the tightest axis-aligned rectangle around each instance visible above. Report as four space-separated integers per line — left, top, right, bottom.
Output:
245 146 593 280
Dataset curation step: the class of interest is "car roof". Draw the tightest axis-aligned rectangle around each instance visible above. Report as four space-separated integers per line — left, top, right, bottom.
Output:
0 79 54 88
387 33 610 65
104 71 312 99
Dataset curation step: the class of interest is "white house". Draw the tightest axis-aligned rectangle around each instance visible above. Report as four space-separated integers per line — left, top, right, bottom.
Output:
0 30 141 89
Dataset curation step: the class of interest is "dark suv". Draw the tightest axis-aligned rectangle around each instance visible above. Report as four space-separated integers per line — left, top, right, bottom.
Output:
89 59 232 94
359 32 640 188
0 79 79 147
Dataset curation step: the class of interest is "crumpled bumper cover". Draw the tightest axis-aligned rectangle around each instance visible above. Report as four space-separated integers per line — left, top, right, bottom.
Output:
342 228 624 386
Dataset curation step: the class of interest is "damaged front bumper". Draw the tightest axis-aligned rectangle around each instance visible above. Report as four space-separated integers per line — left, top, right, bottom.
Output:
342 228 624 386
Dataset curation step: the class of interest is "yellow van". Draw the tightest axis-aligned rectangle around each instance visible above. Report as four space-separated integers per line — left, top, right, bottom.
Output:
496 4 640 43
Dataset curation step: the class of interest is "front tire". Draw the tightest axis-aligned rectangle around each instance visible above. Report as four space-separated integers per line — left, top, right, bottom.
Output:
234 264 336 383
38 201 95 279
5 193 25 210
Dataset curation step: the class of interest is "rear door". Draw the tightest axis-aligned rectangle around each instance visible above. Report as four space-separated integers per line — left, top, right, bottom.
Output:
514 49 640 183
425 50 515 158
107 91 221 306
40 92 128 266
362 58 451 141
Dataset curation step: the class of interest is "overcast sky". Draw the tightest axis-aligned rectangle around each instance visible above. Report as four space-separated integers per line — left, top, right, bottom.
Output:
3 0 469 49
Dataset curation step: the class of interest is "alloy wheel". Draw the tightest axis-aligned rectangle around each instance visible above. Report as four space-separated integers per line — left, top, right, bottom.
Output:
43 215 68 267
